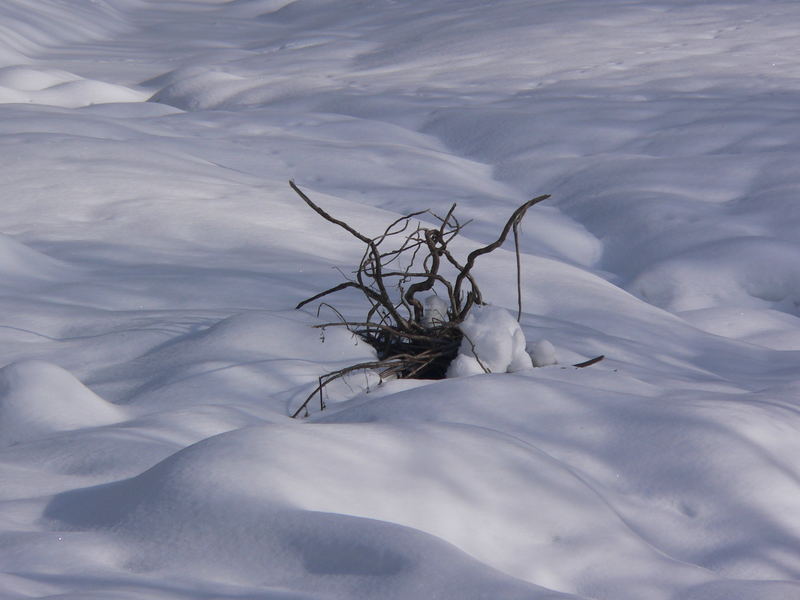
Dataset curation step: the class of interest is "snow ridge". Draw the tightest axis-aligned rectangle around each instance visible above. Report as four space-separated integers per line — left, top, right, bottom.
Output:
2 1 800 599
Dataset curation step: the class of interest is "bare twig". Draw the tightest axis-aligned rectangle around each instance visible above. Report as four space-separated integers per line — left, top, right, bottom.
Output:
573 355 604 368
290 181 411 330
513 220 522 321
454 194 550 319
291 360 387 418
461 330 491 374
312 321 460 344
290 180 371 244
297 281 371 310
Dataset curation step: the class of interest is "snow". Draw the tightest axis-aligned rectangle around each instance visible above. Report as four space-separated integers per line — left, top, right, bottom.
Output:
0 65 150 107
2 1 800 599
421 294 448 328
530 339 558 367
0 360 126 447
447 305 533 376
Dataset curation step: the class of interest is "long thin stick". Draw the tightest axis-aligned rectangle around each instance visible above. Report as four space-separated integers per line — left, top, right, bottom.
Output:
454 194 549 318
573 355 604 368
513 220 522 321
289 181 410 329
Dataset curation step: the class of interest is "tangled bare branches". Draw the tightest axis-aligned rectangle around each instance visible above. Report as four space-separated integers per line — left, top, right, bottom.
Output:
290 181 550 418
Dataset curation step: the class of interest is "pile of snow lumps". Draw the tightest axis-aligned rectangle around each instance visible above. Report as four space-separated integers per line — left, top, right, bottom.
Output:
446 305 534 377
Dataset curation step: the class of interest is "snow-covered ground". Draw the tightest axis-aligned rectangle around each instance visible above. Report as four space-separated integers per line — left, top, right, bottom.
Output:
2 1 800 598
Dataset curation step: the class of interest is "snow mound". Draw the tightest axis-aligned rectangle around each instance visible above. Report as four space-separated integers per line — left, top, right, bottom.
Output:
133 310 375 370
0 66 78 91
4 0 800 598
630 236 800 314
44 424 576 599
0 233 79 284
32 79 148 108
0 360 125 447
679 307 800 351
115 311 378 412
147 64 337 112
148 67 257 111
530 339 558 367
0 66 148 108
447 305 532 376
321 374 800 593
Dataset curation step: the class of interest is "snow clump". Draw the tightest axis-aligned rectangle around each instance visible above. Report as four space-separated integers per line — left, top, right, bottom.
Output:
447 305 532 377
422 294 449 328
530 339 558 367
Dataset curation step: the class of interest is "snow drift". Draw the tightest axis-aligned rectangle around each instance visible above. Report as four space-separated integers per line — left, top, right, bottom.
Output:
2 1 800 599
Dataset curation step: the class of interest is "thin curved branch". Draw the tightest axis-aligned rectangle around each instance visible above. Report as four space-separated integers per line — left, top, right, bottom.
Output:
513 219 522 321
290 181 410 329
454 194 550 317
290 180 372 244
313 320 460 343
403 229 443 323
291 359 389 418
573 355 604 368
296 281 384 310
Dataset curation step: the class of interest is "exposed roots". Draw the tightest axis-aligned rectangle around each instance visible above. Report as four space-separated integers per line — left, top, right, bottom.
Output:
289 181 551 417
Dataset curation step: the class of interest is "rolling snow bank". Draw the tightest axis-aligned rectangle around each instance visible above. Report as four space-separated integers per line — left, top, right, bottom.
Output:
0 360 125 447
2 0 800 599
0 232 81 284
0 1 146 107
41 425 572 600
0 0 138 62
0 65 149 108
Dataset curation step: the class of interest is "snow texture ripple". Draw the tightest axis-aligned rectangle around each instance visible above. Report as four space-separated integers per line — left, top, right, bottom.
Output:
2 1 800 599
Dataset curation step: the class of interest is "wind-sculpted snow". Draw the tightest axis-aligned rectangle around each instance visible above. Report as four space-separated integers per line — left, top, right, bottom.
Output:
320 375 800 585
0 0 138 62
41 425 577 599
2 0 800 599
0 360 125 447
0 232 81 284
0 66 149 107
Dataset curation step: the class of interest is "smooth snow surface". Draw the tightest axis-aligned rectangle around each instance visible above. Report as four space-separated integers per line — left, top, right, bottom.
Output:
2 1 800 599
